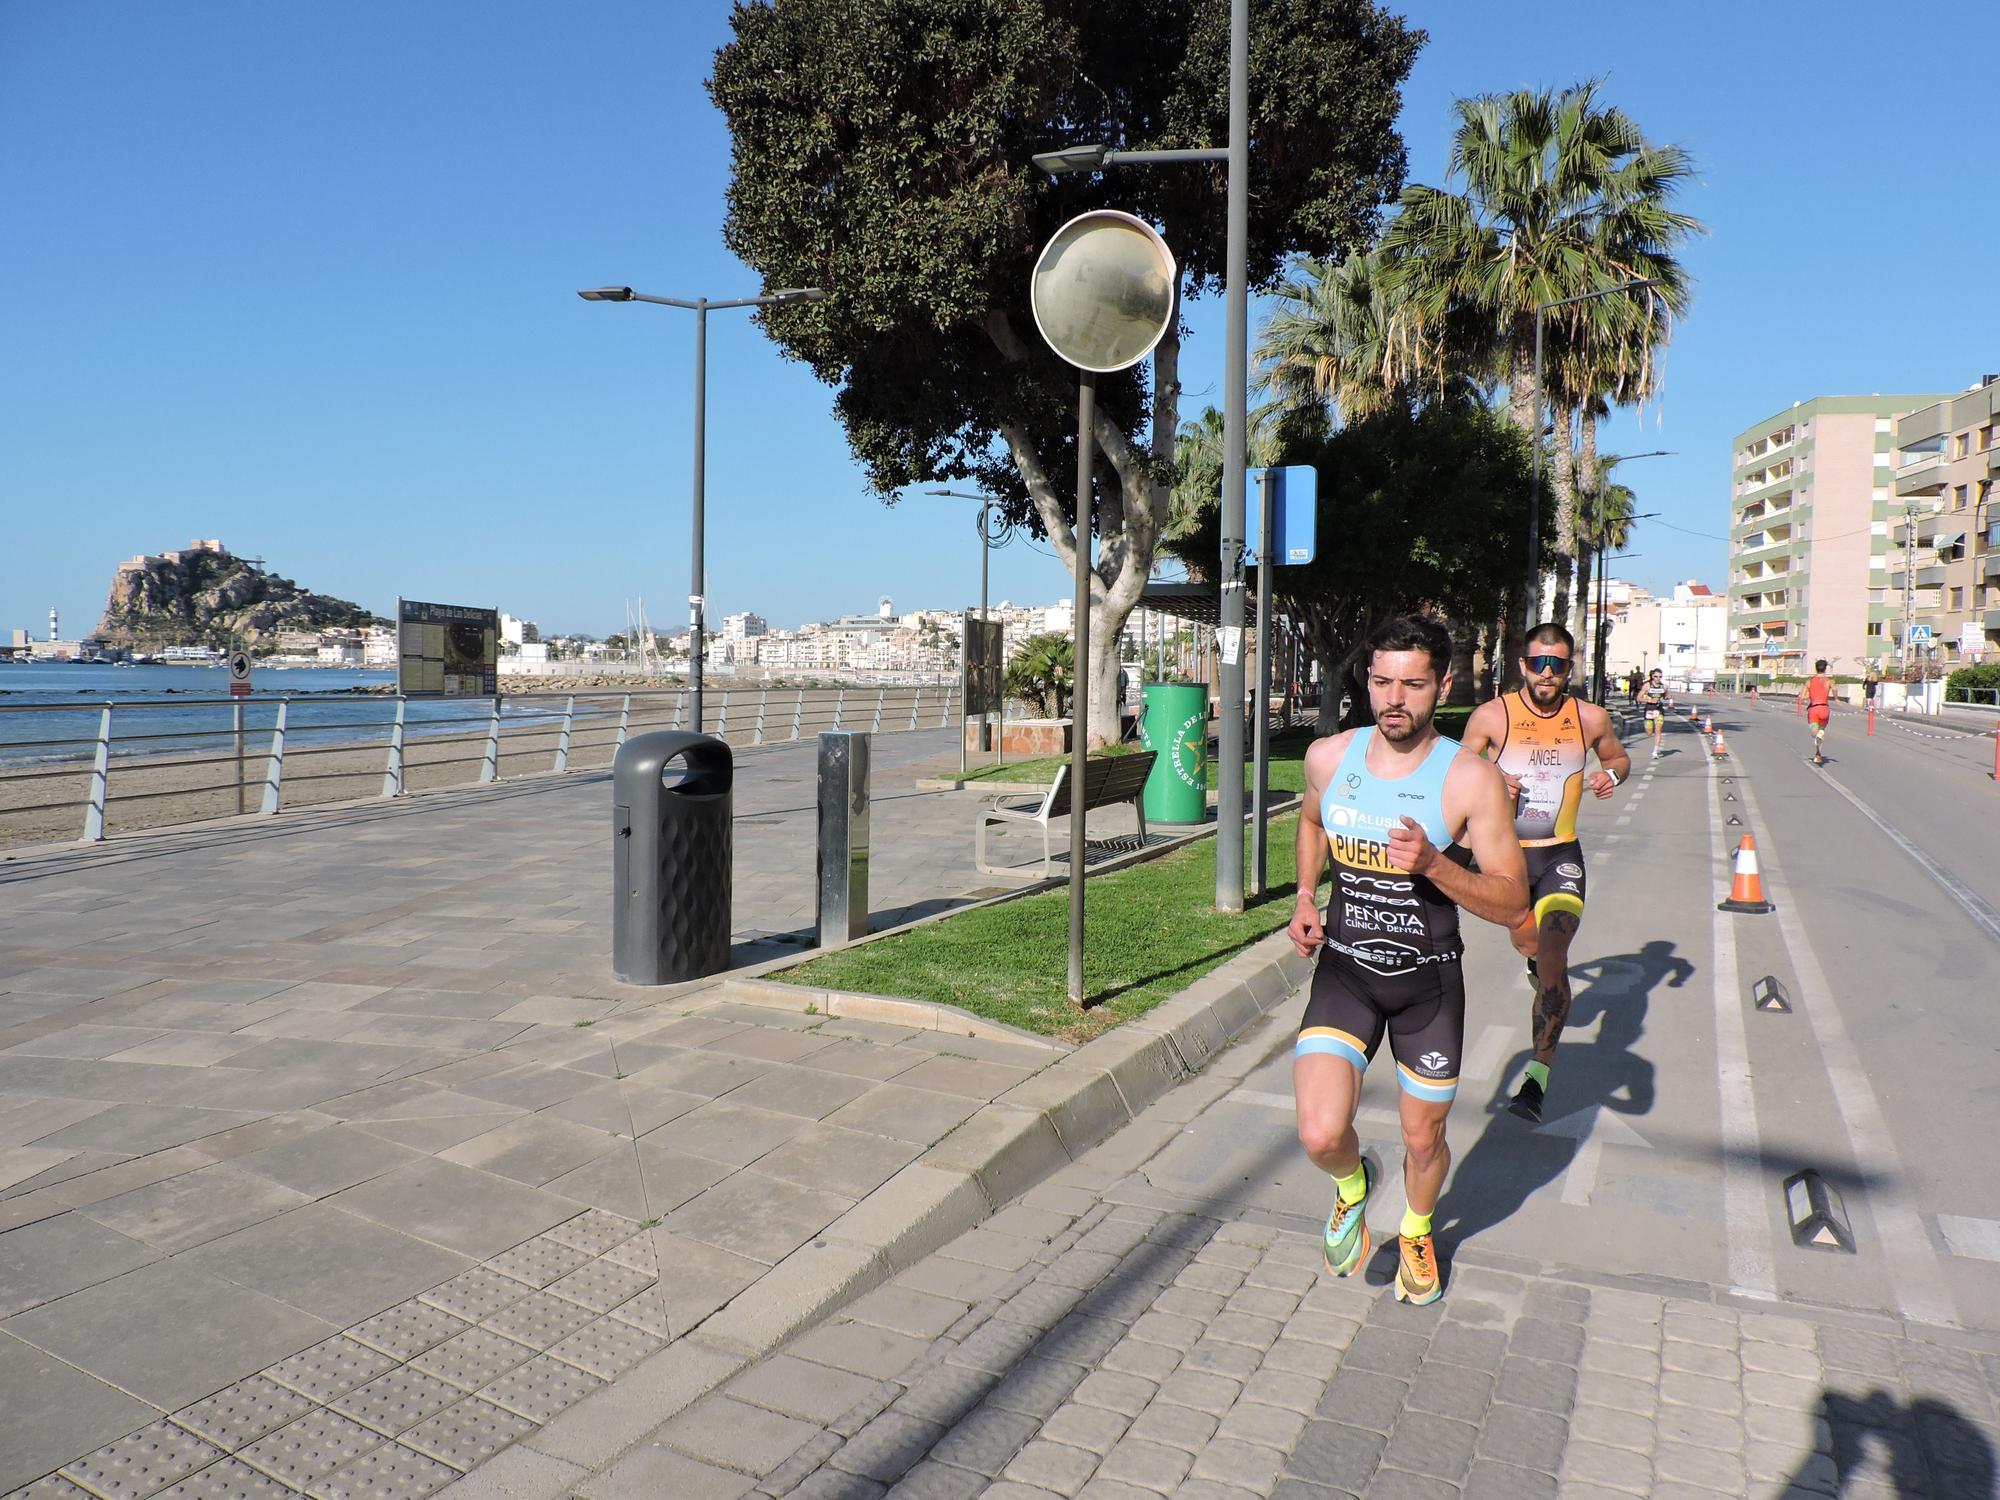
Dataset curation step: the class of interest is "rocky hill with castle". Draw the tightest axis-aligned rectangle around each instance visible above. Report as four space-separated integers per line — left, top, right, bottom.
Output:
94 539 385 650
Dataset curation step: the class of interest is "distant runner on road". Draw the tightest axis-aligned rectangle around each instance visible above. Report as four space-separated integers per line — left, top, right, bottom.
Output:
1459 623 1633 1124
1805 657 1834 765
1638 668 1668 756
1287 615 1529 1305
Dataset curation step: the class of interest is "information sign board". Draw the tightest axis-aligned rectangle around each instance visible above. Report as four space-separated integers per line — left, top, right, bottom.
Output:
397 598 499 697
1244 467 1318 566
962 615 1005 718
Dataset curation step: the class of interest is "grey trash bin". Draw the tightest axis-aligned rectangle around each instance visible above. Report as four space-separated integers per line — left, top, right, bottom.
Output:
613 731 732 984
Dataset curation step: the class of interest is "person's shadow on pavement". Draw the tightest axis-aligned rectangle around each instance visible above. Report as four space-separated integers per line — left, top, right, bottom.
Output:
1423 939 1694 1265
1784 1388 1997 1497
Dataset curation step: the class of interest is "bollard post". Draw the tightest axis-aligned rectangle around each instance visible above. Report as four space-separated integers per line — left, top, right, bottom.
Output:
670 693 684 732
792 689 806 740
871 691 885 732
82 704 112 842
261 700 289 814
556 695 576 772
717 692 730 738
617 694 632 749
1867 703 1875 738
234 701 246 815
754 692 768 746
833 688 845 729
481 698 501 783
909 689 922 731
816 731 870 946
382 699 407 797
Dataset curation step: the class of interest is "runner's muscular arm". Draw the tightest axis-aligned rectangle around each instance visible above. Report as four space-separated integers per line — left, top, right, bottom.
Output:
1286 734 1348 957
1458 698 1521 801
1580 703 1631 799
1386 755 1529 929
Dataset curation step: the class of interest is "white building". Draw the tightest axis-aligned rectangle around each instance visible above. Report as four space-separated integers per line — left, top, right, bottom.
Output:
1604 581 1728 684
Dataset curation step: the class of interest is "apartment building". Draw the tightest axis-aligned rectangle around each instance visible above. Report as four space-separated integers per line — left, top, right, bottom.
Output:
1726 394 1948 678
1888 375 2000 671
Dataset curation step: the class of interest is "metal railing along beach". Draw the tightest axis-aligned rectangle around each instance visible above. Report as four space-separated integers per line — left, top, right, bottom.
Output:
0 685 961 847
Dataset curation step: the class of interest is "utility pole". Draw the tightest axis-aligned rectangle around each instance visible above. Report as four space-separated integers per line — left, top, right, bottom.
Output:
1902 500 1916 682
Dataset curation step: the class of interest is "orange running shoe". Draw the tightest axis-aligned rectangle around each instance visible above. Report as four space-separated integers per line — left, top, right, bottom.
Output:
1395 1230 1441 1304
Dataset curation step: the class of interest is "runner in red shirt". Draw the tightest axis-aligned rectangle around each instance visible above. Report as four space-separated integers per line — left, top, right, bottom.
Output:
1804 658 1834 765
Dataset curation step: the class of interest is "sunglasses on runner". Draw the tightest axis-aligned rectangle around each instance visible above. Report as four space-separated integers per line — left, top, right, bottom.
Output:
1525 654 1571 675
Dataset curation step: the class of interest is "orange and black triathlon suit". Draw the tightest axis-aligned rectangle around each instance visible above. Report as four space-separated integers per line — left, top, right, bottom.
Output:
1491 691 1589 927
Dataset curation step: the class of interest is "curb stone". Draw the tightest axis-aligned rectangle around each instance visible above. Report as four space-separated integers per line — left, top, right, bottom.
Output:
439 926 1313 1500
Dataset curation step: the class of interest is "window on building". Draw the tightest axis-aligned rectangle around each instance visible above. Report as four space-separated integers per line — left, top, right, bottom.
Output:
1954 434 1970 459
1950 586 1965 610
1867 621 1885 637
1956 485 1970 511
1983 425 1996 452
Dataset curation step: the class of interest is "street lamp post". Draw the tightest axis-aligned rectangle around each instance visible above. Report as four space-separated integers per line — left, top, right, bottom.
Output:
578 284 825 734
927 487 1002 775
1031 0 1246 915
1527 279 1663 632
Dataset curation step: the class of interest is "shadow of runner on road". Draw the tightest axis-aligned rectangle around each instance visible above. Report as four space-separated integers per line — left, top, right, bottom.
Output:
1425 939 1693 1268
1779 1388 1998 1497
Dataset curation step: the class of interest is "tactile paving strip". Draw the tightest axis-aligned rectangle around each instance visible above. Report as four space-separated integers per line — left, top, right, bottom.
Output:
152 1459 301 1500
395 1399 534 1473
484 1239 592 1290
604 1285 672 1338
61 1421 227 1500
600 1288 672 1344
170 1377 319 1453
233 1412 383 1491
476 1355 604 1425
263 1338 398 1405
478 1291 595 1351
416 1269 531 1324
541 1209 636 1258
8 1478 94 1500
544 1318 666 1381
543 1261 655 1315
328 1370 463 1440
407 1329 538 1394
600 1230 657 1276
342 1304 471 1363
307 1443 457 1500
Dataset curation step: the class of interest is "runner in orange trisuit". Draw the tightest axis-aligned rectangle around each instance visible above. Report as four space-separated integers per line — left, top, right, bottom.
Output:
1804 658 1834 765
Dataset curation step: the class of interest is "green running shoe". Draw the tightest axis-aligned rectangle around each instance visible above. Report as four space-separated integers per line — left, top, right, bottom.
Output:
1322 1158 1373 1278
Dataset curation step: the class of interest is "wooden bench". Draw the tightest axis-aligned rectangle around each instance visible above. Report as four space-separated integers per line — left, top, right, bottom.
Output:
975 751 1158 878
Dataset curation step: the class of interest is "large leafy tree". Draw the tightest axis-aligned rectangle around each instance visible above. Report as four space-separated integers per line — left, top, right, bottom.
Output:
1379 82 1698 660
710 0 1423 744
1169 400 1534 730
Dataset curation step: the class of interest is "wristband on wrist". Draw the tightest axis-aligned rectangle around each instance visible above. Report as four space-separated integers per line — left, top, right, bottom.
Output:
1606 766 1622 787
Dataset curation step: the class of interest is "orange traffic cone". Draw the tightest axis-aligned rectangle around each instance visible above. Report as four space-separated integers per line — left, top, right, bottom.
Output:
1713 729 1729 757
1719 834 1774 913
1703 714 1714 733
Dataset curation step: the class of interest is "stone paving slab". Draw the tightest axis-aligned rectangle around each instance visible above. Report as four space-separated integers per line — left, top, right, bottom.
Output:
570 1007 2000 1500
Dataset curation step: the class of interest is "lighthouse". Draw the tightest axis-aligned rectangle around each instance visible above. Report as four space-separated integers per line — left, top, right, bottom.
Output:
48 606 58 643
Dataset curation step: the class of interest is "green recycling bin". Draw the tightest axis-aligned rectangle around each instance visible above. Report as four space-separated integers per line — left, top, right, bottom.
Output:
1139 682 1209 824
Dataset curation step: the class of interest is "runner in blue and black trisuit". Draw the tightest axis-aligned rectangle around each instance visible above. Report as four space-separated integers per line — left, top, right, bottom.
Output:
1287 615 1529 1305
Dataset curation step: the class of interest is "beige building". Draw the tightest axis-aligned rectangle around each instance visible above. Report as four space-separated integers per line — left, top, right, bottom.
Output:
1889 375 2000 673
1727 395 1949 680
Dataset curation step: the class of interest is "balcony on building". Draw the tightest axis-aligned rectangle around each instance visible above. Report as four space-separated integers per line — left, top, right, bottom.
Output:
1895 401 1950 450
1894 443 1948 496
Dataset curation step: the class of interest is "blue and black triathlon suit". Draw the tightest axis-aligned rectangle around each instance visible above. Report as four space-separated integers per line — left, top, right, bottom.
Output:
1297 730 1470 1103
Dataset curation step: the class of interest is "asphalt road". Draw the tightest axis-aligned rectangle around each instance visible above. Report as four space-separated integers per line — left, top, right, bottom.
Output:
1133 694 2000 1339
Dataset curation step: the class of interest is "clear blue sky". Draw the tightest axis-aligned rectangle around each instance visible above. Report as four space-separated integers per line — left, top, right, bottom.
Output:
5 0 1993 640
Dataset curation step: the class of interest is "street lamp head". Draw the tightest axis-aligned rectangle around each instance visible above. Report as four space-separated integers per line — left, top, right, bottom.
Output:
1031 143 1110 174
767 287 825 303
578 287 634 302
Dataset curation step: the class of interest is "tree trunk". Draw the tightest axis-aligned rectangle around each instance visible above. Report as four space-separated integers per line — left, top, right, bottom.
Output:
1446 615 1479 706
1549 405 1579 630
1575 541 1596 694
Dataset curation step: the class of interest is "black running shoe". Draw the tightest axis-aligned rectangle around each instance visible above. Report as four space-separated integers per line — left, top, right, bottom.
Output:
1508 1075 1545 1123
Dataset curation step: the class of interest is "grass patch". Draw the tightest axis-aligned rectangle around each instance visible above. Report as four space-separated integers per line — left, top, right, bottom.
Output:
773 816 1307 1044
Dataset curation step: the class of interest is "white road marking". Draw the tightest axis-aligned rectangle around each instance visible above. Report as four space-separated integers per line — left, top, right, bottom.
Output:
1538 1106 1653 1206
1707 752 1776 1301
1615 814 1631 826
1465 1023 1511 1084
1731 774 1960 1329
1938 1215 2000 1263
1810 768 2000 946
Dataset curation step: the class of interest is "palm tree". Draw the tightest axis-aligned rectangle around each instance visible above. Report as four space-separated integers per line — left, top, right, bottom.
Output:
1379 82 1700 651
1256 250 1496 425
1003 632 1074 720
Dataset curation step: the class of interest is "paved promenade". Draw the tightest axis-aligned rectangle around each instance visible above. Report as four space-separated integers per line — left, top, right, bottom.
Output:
0 728 1127 1493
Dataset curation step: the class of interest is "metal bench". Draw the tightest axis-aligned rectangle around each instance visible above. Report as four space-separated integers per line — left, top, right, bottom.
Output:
975 751 1158 878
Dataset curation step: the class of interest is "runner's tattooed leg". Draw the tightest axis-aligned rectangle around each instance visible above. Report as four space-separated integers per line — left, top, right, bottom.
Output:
1531 912 1580 1060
